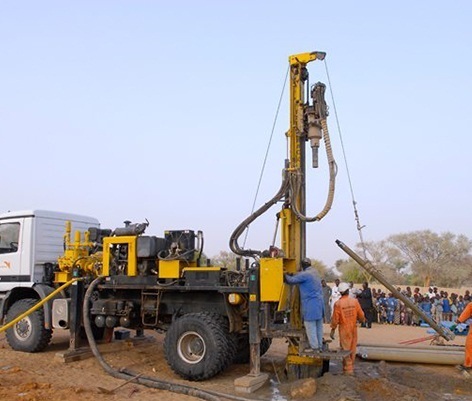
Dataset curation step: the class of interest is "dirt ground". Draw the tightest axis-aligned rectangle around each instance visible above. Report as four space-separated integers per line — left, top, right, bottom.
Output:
1 324 472 401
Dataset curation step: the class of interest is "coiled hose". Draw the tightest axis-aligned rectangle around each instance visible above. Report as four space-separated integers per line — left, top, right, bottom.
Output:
291 118 337 222
229 119 336 257
82 276 258 401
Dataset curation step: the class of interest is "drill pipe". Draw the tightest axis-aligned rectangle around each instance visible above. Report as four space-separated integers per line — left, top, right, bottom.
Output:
357 343 464 365
335 240 455 341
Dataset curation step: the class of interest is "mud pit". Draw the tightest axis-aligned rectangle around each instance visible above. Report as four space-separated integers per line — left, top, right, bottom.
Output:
1 324 472 401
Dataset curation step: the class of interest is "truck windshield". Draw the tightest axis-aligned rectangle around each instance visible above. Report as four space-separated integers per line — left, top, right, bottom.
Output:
0 223 20 254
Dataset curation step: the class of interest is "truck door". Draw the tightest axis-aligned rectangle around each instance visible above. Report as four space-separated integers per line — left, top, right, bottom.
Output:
0 219 24 288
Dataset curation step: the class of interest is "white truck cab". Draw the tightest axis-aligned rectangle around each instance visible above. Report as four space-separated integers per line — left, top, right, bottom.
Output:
0 210 99 351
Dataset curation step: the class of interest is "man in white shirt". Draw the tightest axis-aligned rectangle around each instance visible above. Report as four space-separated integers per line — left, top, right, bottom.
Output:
330 278 341 316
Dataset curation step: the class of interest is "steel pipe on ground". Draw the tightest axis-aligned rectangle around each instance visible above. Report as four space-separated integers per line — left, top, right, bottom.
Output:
357 343 464 365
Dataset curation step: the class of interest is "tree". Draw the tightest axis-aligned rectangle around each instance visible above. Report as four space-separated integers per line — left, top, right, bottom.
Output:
335 259 366 283
388 230 472 287
360 240 408 284
211 251 239 270
309 258 338 281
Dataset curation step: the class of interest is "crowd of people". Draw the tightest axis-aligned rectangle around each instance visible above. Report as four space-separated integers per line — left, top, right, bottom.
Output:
321 279 472 327
287 267 472 375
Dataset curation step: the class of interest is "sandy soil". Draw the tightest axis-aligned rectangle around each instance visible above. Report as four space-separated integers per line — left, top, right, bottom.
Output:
0 324 471 401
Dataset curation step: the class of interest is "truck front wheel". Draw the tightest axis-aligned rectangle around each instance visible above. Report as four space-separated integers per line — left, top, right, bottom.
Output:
5 298 52 352
164 312 235 381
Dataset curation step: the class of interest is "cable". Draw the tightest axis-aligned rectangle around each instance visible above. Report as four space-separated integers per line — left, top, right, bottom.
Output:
242 65 289 249
323 59 368 258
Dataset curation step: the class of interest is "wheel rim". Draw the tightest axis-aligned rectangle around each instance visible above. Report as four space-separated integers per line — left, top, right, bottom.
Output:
177 331 206 364
13 317 32 341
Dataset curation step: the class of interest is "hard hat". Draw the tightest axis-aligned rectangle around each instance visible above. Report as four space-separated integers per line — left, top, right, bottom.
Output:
301 258 312 269
338 282 350 293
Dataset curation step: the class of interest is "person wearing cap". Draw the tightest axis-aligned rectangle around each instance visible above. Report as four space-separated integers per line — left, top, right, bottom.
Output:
330 282 365 375
284 257 324 353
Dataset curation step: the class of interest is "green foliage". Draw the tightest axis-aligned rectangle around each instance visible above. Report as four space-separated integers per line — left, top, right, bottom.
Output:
358 240 408 284
309 258 338 281
335 259 366 283
210 250 239 270
208 230 472 288
333 231 472 287
388 230 472 287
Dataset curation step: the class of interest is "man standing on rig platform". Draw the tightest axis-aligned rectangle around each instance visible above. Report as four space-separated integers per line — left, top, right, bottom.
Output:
284 258 324 353
330 282 365 375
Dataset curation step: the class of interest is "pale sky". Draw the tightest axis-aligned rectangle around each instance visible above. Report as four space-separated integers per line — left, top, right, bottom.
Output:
1 1 471 268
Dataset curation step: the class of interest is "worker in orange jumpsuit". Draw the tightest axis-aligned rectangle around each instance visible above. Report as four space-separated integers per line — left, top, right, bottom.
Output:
330 282 365 375
457 302 472 370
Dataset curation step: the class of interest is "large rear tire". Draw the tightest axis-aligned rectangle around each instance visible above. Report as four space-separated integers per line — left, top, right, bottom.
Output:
164 312 235 381
5 298 52 352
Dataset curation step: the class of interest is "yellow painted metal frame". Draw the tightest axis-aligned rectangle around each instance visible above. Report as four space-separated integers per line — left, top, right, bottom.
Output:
288 51 325 66
286 344 321 366
286 354 320 366
260 258 298 305
159 260 182 279
158 261 209 279
283 52 326 365
260 258 284 302
54 271 71 283
102 236 137 276
283 51 326 262
281 52 325 331
183 267 220 272
277 259 297 311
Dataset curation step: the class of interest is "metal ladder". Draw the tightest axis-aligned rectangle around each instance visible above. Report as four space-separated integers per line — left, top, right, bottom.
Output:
141 291 161 326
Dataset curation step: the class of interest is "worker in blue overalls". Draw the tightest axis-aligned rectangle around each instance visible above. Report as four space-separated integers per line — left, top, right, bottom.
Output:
284 258 324 353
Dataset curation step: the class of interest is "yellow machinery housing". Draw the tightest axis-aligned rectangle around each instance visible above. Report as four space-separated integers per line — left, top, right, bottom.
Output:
55 221 102 283
102 236 138 276
259 258 296 303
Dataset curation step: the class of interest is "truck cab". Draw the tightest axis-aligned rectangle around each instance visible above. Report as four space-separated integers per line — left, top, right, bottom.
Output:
0 210 99 351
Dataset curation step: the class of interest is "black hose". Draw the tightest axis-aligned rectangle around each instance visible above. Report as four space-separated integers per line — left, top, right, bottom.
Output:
82 277 258 401
197 230 204 266
229 170 290 257
83 277 220 400
119 367 263 401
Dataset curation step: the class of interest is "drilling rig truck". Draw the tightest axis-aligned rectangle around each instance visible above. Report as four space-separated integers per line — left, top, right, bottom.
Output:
0 51 348 391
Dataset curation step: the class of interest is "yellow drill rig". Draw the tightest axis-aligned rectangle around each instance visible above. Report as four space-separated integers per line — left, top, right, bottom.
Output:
1 52 344 394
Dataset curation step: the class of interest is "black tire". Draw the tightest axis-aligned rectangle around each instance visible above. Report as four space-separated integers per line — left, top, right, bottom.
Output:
233 334 272 364
164 312 236 381
5 298 52 353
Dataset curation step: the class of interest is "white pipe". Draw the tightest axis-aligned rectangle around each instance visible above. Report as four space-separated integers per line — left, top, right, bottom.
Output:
357 343 464 365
